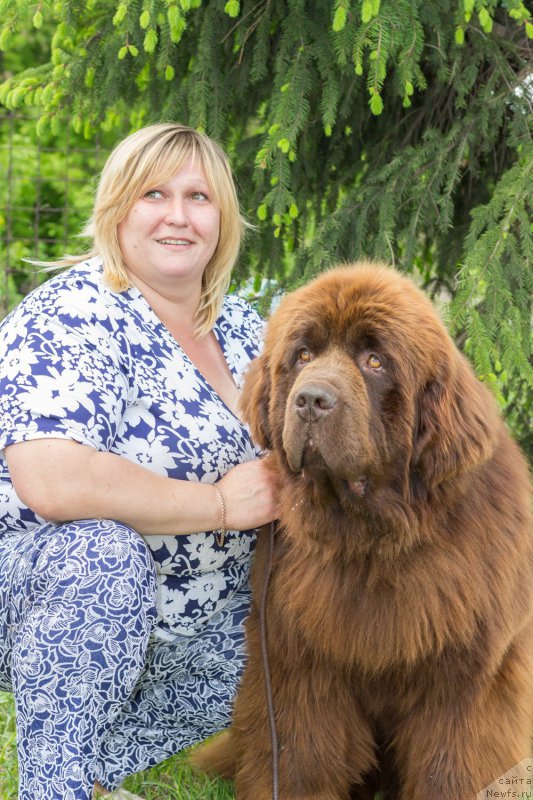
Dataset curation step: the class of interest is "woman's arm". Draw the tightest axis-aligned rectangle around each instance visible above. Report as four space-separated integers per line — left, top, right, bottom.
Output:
4 438 277 536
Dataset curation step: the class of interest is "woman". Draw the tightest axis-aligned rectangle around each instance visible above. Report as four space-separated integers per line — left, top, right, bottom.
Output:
0 123 278 800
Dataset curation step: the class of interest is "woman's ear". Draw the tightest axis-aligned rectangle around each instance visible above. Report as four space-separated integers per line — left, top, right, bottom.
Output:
239 354 273 450
412 353 499 488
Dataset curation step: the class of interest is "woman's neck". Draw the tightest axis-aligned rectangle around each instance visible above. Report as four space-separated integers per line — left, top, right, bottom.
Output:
128 271 201 335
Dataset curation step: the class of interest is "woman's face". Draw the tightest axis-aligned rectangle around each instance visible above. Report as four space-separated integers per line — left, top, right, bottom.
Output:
117 158 221 297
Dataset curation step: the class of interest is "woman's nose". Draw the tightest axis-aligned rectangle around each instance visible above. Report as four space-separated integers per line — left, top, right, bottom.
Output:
164 197 188 226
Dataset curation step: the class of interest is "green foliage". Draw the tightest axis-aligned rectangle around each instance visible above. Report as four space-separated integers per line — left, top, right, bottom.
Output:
0 0 532 457
450 146 533 452
0 114 113 311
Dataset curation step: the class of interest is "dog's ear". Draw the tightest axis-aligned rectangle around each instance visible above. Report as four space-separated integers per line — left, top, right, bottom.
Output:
412 353 499 487
239 354 273 449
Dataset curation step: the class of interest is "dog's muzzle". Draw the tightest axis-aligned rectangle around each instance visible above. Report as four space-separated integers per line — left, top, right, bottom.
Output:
294 383 337 422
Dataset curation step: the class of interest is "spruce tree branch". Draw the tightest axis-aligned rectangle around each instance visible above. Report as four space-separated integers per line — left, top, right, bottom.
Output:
488 174 531 265
1 0 532 458
220 0 270 65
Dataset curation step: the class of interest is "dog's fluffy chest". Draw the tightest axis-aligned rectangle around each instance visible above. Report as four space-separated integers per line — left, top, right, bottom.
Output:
260 534 482 676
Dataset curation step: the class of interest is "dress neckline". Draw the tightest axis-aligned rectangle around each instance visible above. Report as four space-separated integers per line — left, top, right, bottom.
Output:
126 285 245 425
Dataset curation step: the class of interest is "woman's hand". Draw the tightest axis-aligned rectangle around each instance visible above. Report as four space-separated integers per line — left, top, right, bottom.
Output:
217 456 279 531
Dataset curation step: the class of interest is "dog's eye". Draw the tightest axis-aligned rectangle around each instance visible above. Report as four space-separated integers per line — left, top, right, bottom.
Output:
297 348 312 364
367 354 383 370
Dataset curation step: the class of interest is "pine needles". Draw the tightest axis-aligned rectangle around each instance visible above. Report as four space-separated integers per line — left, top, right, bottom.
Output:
0 0 531 456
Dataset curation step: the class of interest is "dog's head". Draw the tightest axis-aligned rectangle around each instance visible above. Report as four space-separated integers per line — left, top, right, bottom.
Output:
241 264 499 548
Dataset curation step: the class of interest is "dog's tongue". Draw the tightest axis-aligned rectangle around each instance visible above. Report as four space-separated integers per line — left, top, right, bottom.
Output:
348 478 367 497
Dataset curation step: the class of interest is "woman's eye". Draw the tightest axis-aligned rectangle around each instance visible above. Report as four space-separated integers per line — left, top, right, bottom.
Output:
144 189 163 199
297 348 312 364
367 353 383 370
191 191 209 201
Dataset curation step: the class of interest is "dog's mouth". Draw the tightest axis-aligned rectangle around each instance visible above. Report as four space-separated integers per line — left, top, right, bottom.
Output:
346 477 368 497
300 440 368 501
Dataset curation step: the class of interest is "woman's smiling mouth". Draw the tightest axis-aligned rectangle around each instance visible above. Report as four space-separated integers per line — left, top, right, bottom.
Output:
156 238 194 246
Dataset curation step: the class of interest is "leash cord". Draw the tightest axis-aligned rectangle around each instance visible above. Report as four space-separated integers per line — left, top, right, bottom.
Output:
259 520 279 800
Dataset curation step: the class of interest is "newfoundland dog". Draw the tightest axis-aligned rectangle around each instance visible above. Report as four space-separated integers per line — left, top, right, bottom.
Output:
194 263 533 800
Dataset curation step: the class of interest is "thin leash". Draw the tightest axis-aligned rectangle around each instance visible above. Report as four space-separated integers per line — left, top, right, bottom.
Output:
259 520 280 800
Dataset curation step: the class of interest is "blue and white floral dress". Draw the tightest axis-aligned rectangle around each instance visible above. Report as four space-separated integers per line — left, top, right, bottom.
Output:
0 257 264 798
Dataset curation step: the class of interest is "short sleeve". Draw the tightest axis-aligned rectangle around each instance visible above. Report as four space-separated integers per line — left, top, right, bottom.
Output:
0 308 129 453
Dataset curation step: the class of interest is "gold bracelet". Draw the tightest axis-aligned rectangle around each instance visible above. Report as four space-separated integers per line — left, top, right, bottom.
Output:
213 484 227 547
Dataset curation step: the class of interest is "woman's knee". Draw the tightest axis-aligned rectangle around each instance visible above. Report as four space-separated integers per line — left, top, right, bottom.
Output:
31 519 157 621
3 520 157 696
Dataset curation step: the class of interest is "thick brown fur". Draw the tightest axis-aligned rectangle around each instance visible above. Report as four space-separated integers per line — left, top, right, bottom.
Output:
192 263 533 799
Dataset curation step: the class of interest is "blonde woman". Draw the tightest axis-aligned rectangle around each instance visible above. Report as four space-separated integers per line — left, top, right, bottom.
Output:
0 123 278 800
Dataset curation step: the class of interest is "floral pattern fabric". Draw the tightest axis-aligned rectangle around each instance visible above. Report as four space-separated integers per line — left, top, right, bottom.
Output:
0 519 159 799
0 257 264 639
0 258 264 797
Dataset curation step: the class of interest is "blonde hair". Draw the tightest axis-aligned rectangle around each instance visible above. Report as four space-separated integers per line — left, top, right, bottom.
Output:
51 123 245 335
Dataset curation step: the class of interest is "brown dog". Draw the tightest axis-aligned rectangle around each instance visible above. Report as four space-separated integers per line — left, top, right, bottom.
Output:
193 264 533 799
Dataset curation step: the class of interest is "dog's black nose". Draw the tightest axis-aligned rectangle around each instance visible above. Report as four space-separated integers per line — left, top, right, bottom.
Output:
295 384 337 420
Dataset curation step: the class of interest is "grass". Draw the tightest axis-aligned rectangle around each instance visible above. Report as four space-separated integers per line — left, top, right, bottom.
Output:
0 692 384 798
0 691 235 800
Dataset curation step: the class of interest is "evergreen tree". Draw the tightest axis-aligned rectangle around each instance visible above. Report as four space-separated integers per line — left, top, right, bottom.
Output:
0 0 532 456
